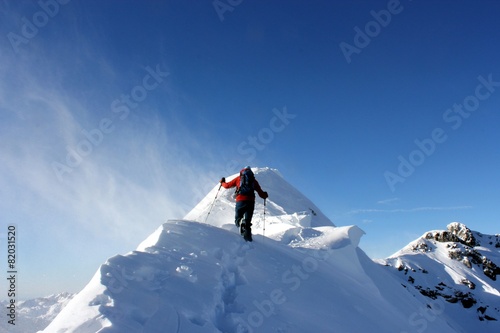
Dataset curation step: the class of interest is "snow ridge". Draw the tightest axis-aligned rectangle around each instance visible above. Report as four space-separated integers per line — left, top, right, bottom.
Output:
184 167 335 239
42 168 497 332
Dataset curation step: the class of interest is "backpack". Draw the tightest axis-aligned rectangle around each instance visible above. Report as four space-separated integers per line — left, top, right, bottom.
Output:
237 168 255 196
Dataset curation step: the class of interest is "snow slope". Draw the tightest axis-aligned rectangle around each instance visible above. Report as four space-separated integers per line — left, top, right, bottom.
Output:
184 167 334 238
42 221 458 333
380 222 500 333
0 292 74 333
42 168 474 332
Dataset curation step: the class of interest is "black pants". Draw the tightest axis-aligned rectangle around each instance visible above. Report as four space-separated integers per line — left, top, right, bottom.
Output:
235 200 255 229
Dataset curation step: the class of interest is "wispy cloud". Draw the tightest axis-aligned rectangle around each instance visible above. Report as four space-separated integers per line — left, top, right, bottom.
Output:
0 41 230 298
346 206 473 216
0 9 229 297
377 198 400 205
0 40 218 246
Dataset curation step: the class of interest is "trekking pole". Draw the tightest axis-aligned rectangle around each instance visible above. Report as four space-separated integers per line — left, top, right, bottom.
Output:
263 198 266 238
205 183 222 224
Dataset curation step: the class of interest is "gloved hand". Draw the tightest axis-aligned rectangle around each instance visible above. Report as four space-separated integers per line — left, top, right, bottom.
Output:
262 191 268 199
220 177 226 184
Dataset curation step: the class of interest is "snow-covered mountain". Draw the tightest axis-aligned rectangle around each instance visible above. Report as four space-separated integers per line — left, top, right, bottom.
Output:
41 168 499 332
184 167 334 238
0 292 74 333
379 222 500 332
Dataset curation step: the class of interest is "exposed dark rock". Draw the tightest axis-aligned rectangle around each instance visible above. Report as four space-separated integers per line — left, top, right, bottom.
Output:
442 239 500 281
427 223 478 247
411 241 430 252
447 223 478 247
445 295 458 303
477 306 498 321
426 230 460 244
461 279 475 290
461 296 476 308
448 248 462 260
482 258 500 281
464 248 482 265
417 287 439 299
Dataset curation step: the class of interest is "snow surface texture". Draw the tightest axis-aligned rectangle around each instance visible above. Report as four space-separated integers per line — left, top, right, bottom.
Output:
184 167 333 237
42 168 498 332
0 292 74 333
380 222 500 333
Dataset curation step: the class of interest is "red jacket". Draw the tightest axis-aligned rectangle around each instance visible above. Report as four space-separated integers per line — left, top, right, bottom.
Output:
221 175 267 202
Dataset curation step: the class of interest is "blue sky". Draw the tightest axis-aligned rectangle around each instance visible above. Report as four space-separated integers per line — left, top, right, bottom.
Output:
1 0 499 299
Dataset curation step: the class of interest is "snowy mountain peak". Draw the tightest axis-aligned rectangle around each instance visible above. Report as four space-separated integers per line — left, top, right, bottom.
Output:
381 223 500 330
41 169 499 333
0 292 75 333
426 222 479 247
184 167 335 240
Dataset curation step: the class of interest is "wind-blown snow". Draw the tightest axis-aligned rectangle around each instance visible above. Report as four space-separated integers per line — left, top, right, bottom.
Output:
42 168 497 333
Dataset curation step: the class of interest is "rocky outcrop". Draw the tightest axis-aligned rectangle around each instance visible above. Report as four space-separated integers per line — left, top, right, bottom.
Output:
424 223 499 281
425 222 477 247
385 222 500 326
